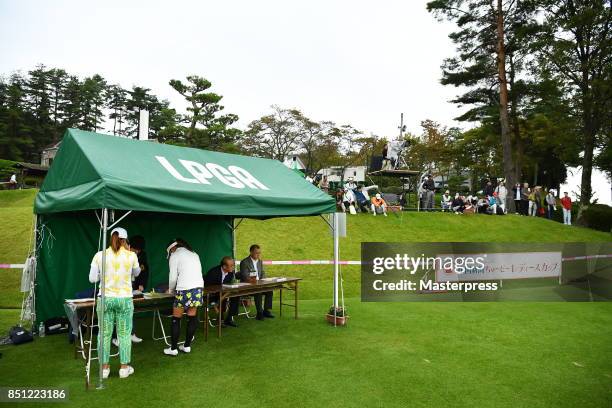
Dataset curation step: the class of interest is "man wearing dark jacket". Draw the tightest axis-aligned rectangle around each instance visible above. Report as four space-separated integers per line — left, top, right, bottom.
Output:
240 244 274 320
484 180 494 198
204 256 240 327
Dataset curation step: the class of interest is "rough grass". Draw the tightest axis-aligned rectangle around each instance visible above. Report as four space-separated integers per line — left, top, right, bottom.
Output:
0 189 611 408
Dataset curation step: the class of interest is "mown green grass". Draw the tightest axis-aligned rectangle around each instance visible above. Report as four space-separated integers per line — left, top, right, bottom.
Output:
0 189 611 408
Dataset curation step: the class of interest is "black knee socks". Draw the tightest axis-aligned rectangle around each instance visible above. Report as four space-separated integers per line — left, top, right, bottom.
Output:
171 317 181 350
184 316 197 347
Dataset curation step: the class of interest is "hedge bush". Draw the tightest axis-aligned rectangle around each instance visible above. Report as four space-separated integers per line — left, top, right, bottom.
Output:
576 204 612 233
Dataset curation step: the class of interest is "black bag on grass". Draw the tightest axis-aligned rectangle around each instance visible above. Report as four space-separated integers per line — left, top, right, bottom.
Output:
9 326 33 345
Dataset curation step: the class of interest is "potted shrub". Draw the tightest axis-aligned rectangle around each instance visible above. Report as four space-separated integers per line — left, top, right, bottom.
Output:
326 306 348 326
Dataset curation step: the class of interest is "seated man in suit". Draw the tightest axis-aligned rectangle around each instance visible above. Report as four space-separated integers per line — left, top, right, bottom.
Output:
240 244 274 320
204 256 240 327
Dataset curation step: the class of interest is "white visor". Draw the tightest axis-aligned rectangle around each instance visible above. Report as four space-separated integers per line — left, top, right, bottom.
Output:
166 241 178 258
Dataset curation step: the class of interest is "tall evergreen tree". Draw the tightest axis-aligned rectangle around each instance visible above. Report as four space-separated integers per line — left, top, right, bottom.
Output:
531 0 612 204
169 75 241 150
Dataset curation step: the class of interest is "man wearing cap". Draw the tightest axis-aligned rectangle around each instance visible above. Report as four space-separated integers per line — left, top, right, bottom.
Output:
371 193 388 216
345 176 357 190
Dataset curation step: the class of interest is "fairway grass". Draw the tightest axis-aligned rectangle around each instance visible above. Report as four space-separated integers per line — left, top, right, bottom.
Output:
0 189 611 407
0 300 611 408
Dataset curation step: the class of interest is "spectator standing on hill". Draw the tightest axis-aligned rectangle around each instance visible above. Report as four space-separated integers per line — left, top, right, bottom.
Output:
495 182 507 213
484 180 494 198
560 192 572 225
513 183 522 214
521 183 530 215
528 189 537 216
545 190 556 219
535 187 544 216
423 175 435 211
9 174 17 190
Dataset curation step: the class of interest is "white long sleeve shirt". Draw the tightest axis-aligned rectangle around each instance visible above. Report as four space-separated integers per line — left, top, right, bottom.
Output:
168 247 203 291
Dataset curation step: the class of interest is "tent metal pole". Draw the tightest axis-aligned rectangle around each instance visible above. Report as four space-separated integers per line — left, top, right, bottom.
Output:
108 210 132 230
231 217 236 263
332 213 339 324
96 208 108 390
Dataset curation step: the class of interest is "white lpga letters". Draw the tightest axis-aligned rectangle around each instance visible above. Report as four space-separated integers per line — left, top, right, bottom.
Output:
155 156 269 190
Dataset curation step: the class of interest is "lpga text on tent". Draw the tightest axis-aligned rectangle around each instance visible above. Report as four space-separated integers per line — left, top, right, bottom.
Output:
156 155 270 190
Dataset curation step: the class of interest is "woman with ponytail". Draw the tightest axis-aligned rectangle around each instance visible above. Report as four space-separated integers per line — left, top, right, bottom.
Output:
89 227 141 379
164 238 203 356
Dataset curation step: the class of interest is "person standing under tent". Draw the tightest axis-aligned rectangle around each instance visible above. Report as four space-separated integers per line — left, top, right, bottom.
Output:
112 234 149 347
560 192 572 225
89 227 141 379
495 181 507 213
240 244 275 320
164 238 204 356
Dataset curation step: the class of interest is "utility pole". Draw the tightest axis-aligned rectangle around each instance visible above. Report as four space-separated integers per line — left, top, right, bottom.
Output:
398 113 406 139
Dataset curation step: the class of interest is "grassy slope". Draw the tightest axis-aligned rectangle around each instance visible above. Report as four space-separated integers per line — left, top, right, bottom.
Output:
0 190 610 408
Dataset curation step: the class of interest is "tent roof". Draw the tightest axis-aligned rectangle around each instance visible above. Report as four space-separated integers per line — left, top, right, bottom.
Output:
34 129 335 217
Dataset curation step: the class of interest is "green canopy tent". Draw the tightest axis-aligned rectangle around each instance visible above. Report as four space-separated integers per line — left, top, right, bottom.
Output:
28 129 341 388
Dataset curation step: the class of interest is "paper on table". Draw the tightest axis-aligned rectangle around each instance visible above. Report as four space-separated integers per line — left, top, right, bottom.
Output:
143 292 174 299
65 298 94 303
223 283 251 288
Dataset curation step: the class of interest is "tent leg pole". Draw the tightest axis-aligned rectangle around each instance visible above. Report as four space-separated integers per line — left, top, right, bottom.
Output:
96 209 108 390
332 213 339 326
231 217 236 261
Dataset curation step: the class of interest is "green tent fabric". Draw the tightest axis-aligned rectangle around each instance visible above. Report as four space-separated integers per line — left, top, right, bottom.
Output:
35 129 335 216
33 129 335 323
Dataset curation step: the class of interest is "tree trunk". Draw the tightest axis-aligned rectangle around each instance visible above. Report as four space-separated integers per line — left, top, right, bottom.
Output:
495 0 516 212
508 55 523 184
581 115 595 205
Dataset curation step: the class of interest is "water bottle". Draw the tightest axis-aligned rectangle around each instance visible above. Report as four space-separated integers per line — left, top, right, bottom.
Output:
38 322 45 337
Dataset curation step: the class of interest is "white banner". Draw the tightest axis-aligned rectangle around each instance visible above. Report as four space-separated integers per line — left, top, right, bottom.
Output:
436 252 562 282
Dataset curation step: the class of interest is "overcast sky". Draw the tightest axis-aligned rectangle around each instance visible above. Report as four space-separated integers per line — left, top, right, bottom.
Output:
0 0 461 136
1 0 610 202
